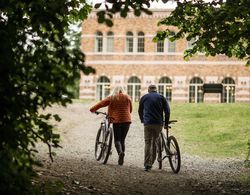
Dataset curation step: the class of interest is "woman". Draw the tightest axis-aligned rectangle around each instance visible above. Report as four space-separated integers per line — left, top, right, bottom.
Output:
90 86 132 165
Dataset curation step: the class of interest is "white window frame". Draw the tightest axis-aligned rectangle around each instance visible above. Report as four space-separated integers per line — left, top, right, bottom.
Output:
96 76 110 100
189 77 204 103
137 32 145 53
126 32 134 52
106 31 114 52
95 31 103 52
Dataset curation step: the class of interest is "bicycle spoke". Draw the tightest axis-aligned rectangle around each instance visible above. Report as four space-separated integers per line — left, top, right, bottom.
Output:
95 112 113 164
167 136 181 173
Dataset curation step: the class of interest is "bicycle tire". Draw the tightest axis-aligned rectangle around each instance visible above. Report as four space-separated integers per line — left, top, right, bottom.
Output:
95 126 104 161
157 134 163 169
167 136 181 173
101 127 113 164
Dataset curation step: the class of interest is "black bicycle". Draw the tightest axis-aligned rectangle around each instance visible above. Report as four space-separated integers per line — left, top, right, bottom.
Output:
157 120 181 173
94 111 113 164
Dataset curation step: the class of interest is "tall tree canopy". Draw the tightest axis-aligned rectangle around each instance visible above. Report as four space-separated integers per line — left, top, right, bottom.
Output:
95 0 250 65
0 0 94 193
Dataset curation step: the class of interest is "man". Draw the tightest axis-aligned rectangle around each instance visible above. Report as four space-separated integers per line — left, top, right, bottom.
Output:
138 84 170 171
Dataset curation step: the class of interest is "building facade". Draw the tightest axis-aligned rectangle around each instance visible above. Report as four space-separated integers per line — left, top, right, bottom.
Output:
80 10 250 103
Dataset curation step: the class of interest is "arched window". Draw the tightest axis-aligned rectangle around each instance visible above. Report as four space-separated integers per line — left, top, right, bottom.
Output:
106 31 114 52
168 31 176 53
97 76 110 100
189 77 203 103
137 32 144 52
127 76 141 102
158 77 172 101
156 40 164 53
126 32 133 52
95 31 103 52
222 77 235 103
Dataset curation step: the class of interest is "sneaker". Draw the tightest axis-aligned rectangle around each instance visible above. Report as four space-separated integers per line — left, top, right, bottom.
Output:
118 152 125 165
144 165 152 171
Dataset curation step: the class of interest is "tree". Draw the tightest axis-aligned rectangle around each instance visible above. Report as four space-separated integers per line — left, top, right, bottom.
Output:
95 0 250 65
1 0 249 193
0 0 94 193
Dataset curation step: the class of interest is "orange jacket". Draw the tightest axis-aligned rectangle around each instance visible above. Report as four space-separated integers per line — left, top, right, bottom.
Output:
90 93 132 124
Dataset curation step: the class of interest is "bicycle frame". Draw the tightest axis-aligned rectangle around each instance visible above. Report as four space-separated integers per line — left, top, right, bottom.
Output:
158 119 181 173
97 111 111 129
161 120 178 156
160 130 172 158
94 111 113 164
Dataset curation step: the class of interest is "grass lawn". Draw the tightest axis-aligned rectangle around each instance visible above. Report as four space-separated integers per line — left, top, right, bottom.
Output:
133 102 250 159
168 103 250 159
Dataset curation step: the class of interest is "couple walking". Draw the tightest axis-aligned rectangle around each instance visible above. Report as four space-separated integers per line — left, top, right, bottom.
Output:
90 85 170 171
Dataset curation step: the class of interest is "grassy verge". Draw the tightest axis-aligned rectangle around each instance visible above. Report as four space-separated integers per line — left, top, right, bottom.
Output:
168 103 250 158
133 102 250 158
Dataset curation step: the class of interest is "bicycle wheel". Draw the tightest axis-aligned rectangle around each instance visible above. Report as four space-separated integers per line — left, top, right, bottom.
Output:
95 126 104 161
167 136 181 173
101 127 113 164
157 134 163 169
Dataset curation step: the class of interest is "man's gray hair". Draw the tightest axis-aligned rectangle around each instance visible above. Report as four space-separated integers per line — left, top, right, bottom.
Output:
148 84 157 92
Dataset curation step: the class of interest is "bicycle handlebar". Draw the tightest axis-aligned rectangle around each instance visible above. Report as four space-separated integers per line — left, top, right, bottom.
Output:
95 111 107 116
95 111 115 121
168 120 177 124
163 120 178 125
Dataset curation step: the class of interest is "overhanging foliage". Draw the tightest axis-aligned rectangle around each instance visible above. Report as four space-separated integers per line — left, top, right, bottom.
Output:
0 0 94 193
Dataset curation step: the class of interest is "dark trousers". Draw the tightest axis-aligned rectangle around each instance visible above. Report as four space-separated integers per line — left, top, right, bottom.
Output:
113 123 130 154
144 124 162 167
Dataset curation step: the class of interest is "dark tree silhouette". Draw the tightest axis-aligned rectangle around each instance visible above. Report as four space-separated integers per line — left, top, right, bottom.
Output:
0 0 94 193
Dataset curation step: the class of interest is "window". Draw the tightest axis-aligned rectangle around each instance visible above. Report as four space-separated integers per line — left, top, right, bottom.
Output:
137 32 144 52
156 40 164 53
97 76 110 100
127 76 141 102
126 32 133 52
222 77 235 103
187 37 196 49
106 31 114 52
168 31 176 53
95 31 103 52
189 77 203 103
158 77 172 101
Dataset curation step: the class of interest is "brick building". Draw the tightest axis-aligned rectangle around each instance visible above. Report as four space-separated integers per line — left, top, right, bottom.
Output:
80 9 250 103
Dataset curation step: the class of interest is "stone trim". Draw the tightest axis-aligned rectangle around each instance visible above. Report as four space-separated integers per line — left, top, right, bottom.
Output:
85 60 245 65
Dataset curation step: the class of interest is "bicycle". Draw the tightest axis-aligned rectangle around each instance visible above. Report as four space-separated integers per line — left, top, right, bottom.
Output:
94 111 113 164
157 120 181 173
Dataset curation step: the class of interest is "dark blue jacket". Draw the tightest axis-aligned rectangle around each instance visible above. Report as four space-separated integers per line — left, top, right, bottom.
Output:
138 92 170 126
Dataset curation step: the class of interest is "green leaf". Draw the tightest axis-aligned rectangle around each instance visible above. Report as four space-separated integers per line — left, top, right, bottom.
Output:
94 3 102 9
134 9 141 16
53 114 61 122
120 9 127 18
105 19 113 27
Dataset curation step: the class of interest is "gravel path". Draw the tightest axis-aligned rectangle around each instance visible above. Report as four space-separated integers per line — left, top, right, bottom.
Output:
35 103 250 194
